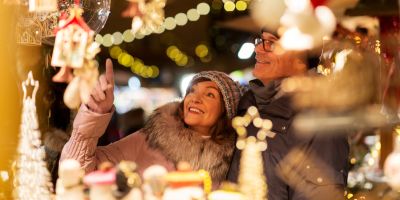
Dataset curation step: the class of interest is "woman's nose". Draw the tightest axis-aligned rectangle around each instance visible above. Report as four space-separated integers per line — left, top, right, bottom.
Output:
191 92 202 103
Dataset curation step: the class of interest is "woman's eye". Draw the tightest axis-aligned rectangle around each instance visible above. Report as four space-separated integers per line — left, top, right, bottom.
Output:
207 93 215 98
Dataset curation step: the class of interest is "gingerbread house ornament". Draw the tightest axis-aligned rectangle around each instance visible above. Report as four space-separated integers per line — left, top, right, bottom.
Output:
51 6 93 69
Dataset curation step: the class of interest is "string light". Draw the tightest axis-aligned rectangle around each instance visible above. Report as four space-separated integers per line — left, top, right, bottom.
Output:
97 2 211 47
109 46 160 78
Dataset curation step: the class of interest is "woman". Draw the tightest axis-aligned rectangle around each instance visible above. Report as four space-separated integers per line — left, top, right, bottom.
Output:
60 59 242 185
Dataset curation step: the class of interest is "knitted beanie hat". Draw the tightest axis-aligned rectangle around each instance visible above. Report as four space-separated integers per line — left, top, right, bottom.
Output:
188 71 242 119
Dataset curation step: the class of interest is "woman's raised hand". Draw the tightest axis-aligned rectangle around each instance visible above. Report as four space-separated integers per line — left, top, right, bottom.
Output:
86 59 115 114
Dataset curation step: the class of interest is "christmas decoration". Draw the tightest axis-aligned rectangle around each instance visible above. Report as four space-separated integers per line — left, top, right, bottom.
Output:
250 0 360 50
384 132 400 192
84 162 117 200
163 162 207 200
142 165 168 199
51 3 101 109
122 0 166 35
13 71 53 200
56 159 85 200
16 4 59 46
114 161 142 200
28 0 58 12
232 106 272 200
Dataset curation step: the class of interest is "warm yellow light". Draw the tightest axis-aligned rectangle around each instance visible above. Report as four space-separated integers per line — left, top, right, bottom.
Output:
150 66 160 78
176 56 188 66
164 17 177 30
95 34 103 44
170 48 181 59
195 44 209 58
109 46 122 59
123 30 135 42
112 32 123 45
102 34 113 47
187 9 200 21
118 53 134 67
166 46 178 57
224 1 235 12
197 2 210 15
175 13 188 26
235 0 247 11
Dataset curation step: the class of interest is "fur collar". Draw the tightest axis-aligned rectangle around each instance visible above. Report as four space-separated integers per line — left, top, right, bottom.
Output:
143 102 235 183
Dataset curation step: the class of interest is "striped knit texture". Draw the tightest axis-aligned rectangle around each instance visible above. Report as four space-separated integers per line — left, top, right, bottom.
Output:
190 71 242 119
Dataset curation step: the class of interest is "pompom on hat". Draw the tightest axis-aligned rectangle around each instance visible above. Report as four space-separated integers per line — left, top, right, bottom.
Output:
188 71 244 119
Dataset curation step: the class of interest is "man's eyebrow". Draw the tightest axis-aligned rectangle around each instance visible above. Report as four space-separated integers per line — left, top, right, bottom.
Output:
262 33 279 41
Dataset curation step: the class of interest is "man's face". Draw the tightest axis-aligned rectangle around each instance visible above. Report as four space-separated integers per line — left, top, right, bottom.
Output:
253 32 307 83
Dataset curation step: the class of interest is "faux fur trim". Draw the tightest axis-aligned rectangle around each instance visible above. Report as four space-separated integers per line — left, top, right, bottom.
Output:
143 102 235 183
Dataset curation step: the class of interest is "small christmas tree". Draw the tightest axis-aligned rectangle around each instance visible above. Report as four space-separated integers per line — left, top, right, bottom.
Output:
13 72 53 200
232 106 275 200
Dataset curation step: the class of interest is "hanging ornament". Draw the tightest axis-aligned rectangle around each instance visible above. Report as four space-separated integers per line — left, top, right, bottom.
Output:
51 3 100 109
28 0 58 12
14 71 54 200
52 7 94 68
232 106 273 200
250 0 359 50
122 0 166 35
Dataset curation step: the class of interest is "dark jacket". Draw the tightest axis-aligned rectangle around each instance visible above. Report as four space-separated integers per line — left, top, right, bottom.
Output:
227 79 349 200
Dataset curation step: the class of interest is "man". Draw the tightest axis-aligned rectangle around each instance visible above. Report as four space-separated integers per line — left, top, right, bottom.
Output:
227 30 349 200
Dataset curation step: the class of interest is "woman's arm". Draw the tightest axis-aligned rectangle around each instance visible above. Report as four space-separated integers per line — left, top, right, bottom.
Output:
60 105 119 173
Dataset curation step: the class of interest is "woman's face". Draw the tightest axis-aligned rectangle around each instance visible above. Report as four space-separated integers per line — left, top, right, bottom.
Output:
183 81 224 136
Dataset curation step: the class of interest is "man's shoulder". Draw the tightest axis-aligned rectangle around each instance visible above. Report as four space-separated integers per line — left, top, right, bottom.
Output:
237 89 256 114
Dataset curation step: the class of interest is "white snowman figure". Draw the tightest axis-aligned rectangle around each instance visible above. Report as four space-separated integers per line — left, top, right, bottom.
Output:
84 162 117 200
56 159 85 200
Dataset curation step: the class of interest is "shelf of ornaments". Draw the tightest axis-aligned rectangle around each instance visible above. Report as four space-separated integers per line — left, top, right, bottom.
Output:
55 160 245 200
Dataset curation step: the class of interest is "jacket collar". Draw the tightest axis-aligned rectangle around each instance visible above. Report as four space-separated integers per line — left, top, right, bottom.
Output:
142 102 235 184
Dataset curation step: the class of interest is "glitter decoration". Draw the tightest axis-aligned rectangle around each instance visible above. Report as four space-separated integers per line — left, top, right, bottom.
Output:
232 106 272 200
13 71 53 200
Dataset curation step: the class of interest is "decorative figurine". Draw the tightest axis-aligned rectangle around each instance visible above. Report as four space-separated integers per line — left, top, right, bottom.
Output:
142 165 168 200
84 162 117 200
163 162 207 200
114 161 143 200
56 159 85 200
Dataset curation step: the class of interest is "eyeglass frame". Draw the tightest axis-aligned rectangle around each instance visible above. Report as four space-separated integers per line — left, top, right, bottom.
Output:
254 37 275 52
254 30 278 52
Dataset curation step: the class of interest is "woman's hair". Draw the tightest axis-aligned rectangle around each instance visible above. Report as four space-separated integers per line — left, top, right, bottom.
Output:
178 77 236 142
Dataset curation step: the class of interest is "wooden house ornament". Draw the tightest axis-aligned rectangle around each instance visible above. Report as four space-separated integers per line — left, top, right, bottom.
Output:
51 6 94 69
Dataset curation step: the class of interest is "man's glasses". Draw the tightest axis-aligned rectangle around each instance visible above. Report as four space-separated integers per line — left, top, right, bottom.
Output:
254 37 275 52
